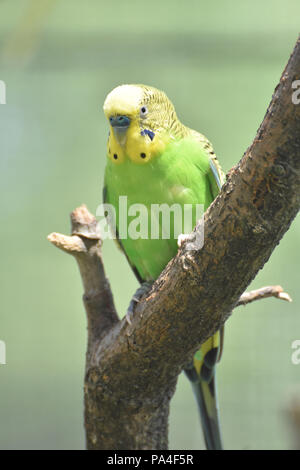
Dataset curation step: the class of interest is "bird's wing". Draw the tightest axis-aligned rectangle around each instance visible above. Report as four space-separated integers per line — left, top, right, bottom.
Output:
189 128 225 199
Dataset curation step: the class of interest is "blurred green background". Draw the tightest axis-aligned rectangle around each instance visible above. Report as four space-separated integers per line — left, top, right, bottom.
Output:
0 0 299 450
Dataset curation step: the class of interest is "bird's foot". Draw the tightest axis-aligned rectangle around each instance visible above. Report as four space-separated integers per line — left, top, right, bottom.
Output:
177 232 196 248
126 281 153 325
177 224 204 251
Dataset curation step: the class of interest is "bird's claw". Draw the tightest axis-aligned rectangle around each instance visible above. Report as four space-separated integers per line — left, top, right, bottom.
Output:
126 281 153 325
177 232 196 248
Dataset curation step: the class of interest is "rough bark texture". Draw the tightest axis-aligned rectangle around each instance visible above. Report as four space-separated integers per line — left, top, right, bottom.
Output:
48 37 300 450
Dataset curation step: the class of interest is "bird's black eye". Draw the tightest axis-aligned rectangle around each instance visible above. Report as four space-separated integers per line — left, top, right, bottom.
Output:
140 106 148 118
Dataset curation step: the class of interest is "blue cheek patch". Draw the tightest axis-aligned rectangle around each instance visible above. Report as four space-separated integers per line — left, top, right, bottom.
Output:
141 129 155 141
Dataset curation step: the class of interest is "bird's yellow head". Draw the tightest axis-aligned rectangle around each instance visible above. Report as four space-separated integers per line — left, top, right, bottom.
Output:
103 84 184 165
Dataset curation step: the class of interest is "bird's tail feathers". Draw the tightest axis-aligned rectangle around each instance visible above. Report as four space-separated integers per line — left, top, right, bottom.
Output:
184 331 223 450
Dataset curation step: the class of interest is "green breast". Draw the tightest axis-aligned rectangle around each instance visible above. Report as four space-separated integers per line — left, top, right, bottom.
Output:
104 138 215 281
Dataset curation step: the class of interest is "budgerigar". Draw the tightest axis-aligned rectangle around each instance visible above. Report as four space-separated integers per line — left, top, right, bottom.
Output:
103 84 225 450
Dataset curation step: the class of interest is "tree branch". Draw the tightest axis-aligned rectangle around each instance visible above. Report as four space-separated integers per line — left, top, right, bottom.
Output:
48 36 300 449
48 205 119 344
236 285 292 306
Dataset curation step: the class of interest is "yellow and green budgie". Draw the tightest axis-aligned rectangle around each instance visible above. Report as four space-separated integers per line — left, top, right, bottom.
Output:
103 84 225 450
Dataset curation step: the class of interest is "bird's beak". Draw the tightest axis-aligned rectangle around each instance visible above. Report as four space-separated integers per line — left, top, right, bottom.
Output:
109 115 131 146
